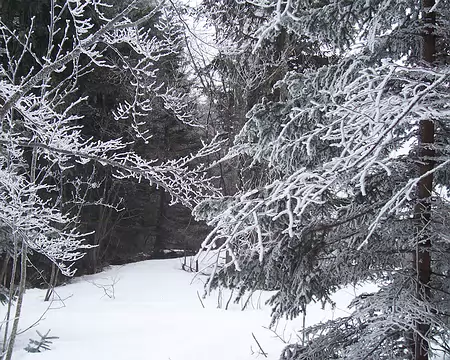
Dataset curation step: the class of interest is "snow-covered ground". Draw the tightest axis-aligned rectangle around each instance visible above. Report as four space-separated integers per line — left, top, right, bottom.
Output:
5 258 377 360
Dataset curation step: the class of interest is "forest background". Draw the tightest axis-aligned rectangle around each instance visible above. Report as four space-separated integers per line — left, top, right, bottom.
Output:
1 0 450 360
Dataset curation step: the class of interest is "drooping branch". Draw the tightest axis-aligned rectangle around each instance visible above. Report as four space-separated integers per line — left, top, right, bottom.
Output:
0 135 224 209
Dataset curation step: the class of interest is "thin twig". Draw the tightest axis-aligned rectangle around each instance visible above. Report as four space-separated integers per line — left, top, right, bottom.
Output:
251 332 268 358
262 326 287 344
225 289 234 310
196 290 205 309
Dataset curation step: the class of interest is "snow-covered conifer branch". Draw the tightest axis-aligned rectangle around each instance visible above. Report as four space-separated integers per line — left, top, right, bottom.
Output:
194 0 450 358
197 60 450 272
195 56 450 328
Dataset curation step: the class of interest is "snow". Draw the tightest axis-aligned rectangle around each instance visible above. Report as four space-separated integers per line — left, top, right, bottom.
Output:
4 258 377 360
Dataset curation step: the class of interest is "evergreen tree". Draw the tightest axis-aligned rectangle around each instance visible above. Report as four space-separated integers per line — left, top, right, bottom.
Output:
195 0 323 196
195 1 450 359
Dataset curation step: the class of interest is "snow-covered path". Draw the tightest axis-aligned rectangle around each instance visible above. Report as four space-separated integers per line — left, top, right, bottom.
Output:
5 259 374 360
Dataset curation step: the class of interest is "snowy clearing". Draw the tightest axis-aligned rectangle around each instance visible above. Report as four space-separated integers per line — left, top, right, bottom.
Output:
6 259 377 360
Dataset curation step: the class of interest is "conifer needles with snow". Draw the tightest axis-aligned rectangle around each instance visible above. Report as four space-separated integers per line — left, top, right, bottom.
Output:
195 1 450 359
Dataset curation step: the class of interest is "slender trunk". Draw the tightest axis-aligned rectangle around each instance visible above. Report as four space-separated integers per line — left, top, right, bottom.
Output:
3 149 36 358
155 187 166 253
44 263 57 302
4 241 27 360
1 237 18 355
0 255 9 286
412 1 435 359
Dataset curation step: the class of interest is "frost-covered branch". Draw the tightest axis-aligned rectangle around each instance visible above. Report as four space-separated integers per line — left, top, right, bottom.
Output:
197 61 450 275
0 0 223 275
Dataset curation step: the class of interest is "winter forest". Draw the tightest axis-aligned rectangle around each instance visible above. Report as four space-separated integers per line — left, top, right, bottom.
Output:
0 0 449 359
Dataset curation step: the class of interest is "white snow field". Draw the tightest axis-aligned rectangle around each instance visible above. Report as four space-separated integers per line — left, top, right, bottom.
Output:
5 258 377 360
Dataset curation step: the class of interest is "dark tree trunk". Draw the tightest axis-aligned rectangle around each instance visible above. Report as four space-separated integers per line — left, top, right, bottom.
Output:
0 254 9 286
413 1 436 359
154 187 166 253
44 263 58 301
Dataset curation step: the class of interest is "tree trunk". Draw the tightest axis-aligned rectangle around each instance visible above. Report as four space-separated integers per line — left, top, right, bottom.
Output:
154 187 166 253
0 254 9 286
44 263 58 302
412 1 435 359
4 242 27 360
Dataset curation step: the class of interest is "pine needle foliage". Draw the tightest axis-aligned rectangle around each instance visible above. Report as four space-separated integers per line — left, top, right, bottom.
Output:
195 0 450 359
24 330 59 353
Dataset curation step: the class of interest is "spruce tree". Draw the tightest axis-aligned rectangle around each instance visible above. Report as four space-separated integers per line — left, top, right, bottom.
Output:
195 1 450 359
